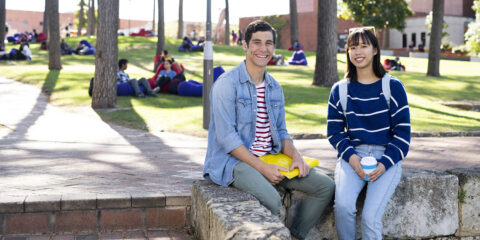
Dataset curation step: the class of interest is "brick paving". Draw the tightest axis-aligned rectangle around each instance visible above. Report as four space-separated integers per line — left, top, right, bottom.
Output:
0 77 479 237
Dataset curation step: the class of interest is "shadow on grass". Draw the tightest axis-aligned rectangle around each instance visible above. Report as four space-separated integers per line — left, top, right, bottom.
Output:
41 70 60 97
410 103 480 122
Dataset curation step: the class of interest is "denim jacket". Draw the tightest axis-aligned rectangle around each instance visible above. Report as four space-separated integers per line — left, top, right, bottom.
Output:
203 61 291 187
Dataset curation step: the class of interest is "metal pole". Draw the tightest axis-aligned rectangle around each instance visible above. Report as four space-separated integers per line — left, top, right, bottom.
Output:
203 0 214 130
152 0 156 34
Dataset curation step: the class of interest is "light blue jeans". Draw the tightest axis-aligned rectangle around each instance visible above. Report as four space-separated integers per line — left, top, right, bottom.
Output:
334 144 402 240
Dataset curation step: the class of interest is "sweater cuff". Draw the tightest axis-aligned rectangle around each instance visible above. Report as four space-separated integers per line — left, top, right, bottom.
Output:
343 147 357 162
378 156 394 170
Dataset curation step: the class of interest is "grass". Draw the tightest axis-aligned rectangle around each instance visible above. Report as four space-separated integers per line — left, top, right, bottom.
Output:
1 36 480 137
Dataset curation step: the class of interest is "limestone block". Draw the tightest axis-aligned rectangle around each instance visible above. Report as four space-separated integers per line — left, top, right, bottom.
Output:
192 180 290 240
383 169 459 239
447 168 480 237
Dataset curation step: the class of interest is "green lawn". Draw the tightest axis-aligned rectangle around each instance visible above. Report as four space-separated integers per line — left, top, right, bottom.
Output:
1 36 479 137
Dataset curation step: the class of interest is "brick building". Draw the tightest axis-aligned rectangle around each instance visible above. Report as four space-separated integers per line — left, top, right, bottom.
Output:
239 0 476 51
239 0 360 51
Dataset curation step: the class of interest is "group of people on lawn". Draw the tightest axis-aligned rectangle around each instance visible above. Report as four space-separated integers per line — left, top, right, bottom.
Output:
202 20 411 240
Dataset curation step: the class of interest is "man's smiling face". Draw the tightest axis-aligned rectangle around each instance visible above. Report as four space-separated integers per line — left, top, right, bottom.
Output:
243 31 274 69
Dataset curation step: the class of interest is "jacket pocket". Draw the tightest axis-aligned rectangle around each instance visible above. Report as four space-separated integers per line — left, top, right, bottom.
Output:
237 98 253 123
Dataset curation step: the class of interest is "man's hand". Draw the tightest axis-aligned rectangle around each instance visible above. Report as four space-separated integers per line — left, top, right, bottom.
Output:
368 163 386 182
260 163 288 185
290 154 310 178
349 154 366 179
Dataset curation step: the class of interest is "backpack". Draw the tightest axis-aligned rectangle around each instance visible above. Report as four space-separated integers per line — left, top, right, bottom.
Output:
338 73 392 118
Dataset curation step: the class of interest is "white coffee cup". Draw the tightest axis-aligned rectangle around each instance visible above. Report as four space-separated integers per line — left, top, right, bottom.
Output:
360 156 377 181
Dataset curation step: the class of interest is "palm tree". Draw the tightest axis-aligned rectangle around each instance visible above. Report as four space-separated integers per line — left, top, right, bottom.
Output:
92 0 119 109
177 0 183 39
224 0 230 45
78 0 85 36
313 0 338 87
0 0 6 45
289 0 299 46
427 0 444 77
87 0 96 36
156 0 165 56
47 0 61 70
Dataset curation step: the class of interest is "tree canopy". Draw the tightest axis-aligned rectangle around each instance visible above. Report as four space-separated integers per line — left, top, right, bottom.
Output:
342 0 413 31
465 0 480 56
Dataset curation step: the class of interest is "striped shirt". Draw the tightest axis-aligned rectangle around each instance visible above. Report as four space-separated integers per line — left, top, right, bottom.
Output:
327 77 411 170
249 82 272 156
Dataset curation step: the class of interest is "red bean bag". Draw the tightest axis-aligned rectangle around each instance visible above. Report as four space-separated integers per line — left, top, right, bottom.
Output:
148 60 185 88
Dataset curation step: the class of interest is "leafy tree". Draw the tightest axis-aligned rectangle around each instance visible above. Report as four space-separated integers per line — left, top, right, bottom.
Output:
342 0 413 48
313 0 338 87
262 15 287 48
427 0 444 77
47 0 61 70
92 0 118 108
465 0 480 56
289 0 298 45
77 0 86 36
425 11 449 39
177 0 183 39
0 0 5 44
156 0 165 56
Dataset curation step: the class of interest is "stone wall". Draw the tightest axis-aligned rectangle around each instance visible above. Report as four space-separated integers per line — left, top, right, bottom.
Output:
192 168 480 239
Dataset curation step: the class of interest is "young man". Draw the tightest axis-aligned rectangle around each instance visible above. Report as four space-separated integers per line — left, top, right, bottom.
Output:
203 20 334 240
117 59 157 97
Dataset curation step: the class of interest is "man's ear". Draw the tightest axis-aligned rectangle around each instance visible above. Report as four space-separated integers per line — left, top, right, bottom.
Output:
242 40 248 51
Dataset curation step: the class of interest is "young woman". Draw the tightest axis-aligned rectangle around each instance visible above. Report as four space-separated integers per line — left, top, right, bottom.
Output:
326 28 411 239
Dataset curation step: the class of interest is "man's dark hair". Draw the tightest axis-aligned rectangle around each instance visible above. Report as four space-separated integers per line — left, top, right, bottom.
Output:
163 50 168 55
244 20 276 46
345 29 385 82
119 59 128 68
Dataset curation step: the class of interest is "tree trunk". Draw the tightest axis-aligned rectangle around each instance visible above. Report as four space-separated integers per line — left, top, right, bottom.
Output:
78 0 85 36
427 0 444 77
0 0 6 45
152 0 155 34
87 0 96 35
382 27 389 49
289 0 299 45
313 0 338 87
43 0 49 36
92 0 118 109
48 0 61 70
177 0 183 39
224 0 230 45
156 0 165 56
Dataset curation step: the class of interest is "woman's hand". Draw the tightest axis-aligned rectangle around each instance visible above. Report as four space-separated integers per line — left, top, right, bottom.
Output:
368 163 386 182
349 154 366 179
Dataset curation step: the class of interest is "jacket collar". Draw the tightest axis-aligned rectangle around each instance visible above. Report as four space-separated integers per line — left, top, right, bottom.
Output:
238 60 272 86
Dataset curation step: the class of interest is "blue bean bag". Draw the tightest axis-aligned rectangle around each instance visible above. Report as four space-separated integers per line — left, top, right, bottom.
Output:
213 66 225 82
79 40 95 55
178 80 202 97
288 50 308 65
178 38 194 52
117 82 146 96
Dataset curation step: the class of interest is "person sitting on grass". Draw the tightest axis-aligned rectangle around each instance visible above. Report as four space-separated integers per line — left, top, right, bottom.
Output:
60 39 74 55
118 59 157 98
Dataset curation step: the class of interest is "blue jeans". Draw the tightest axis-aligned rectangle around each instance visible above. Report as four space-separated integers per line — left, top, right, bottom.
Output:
334 144 402 240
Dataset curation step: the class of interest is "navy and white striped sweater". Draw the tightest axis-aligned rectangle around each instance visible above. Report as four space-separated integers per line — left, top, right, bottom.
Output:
327 77 411 170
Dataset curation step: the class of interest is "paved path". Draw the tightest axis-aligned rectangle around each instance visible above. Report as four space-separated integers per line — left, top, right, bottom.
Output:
1 77 480 199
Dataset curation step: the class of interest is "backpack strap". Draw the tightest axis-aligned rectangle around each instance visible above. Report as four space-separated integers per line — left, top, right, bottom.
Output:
381 74 391 109
338 79 349 117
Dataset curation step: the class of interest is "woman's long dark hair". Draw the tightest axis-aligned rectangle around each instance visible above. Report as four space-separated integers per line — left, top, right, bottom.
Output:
345 29 385 82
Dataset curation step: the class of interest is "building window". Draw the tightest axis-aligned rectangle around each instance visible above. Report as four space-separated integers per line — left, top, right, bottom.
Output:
402 34 407 48
421 32 426 45
411 33 416 47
